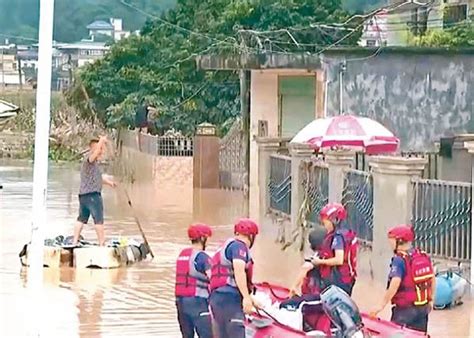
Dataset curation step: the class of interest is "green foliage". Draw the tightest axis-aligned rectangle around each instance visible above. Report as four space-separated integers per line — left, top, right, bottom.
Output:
410 21 474 47
73 0 361 136
0 0 176 43
342 0 386 13
27 143 79 162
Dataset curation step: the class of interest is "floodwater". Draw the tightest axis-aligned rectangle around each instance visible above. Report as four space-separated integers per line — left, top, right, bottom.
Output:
0 159 472 337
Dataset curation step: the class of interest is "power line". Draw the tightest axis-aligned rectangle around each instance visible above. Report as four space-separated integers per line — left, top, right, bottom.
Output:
170 82 210 110
118 0 238 46
118 0 304 56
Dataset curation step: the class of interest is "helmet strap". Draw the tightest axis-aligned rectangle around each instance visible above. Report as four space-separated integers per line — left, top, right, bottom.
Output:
200 237 208 250
394 239 402 254
249 234 256 249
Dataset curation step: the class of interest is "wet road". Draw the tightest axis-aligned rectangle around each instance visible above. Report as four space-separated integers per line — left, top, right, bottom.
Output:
0 160 472 337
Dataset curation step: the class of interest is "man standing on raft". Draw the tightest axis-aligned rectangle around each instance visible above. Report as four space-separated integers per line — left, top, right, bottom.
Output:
72 136 116 246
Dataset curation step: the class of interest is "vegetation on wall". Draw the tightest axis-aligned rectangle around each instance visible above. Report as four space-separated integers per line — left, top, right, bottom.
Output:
410 21 474 47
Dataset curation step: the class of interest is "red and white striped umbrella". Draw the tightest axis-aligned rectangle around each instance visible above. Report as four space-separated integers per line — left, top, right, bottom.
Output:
290 115 399 154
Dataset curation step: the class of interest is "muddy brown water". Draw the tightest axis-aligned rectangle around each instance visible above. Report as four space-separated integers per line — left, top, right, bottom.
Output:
0 160 472 337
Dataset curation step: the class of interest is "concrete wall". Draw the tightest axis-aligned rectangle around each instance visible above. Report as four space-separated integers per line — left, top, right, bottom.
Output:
119 146 193 184
324 51 474 151
117 146 194 216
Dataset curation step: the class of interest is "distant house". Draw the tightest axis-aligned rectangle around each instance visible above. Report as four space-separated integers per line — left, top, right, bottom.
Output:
87 18 131 42
53 41 109 90
359 10 388 47
87 20 114 38
56 41 109 68
369 0 474 46
0 45 25 87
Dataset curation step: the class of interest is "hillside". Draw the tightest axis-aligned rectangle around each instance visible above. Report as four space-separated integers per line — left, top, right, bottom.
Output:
0 0 176 43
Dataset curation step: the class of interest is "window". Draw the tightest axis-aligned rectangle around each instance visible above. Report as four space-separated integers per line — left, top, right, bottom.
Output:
444 4 468 28
366 39 377 47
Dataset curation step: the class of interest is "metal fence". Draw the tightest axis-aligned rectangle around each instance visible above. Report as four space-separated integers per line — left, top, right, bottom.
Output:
120 129 193 157
303 160 329 224
412 178 472 262
342 169 374 245
219 118 245 190
268 154 292 215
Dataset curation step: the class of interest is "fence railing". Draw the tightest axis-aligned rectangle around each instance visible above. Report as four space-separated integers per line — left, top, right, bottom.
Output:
120 129 193 157
303 160 329 224
412 178 472 262
219 118 245 190
355 151 439 179
268 154 292 215
342 169 374 245
402 151 439 180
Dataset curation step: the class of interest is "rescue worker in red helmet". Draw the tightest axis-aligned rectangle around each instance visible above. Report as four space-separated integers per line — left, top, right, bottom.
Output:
309 203 358 295
209 218 260 338
370 225 436 333
175 224 213 338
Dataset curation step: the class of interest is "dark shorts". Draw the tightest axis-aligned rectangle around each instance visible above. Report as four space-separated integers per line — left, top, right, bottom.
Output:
176 297 212 338
77 192 104 224
391 305 429 332
210 291 245 338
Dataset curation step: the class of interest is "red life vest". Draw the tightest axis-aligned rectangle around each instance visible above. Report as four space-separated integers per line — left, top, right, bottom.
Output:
391 249 434 307
210 239 254 292
301 265 323 296
175 247 210 298
318 229 358 286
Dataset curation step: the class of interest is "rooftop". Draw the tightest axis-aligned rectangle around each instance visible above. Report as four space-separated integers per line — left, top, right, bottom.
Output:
197 47 474 70
0 100 19 118
56 42 110 51
86 20 114 30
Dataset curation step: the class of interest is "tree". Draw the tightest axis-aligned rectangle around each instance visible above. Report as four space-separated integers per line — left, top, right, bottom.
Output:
71 0 362 135
410 21 474 47
342 0 387 13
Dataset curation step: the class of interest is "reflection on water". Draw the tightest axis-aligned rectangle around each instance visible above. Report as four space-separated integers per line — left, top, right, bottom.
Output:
0 160 472 337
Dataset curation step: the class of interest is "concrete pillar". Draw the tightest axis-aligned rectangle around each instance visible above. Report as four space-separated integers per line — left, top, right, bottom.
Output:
289 143 314 230
325 150 356 203
369 156 427 284
193 123 219 189
250 137 280 222
464 141 474 290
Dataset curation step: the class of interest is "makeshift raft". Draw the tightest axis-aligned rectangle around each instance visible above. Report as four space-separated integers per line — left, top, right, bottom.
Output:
19 235 151 269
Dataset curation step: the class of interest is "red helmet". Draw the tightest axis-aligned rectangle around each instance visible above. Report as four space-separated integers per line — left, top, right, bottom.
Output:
388 225 415 242
320 203 347 223
188 223 213 240
234 218 259 236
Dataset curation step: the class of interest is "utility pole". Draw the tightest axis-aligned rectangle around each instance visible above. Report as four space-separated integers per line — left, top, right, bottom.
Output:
67 53 73 89
339 61 346 115
239 33 251 216
17 50 23 90
28 0 55 335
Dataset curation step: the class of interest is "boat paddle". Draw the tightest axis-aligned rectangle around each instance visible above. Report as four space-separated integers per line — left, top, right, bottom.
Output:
121 186 155 259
